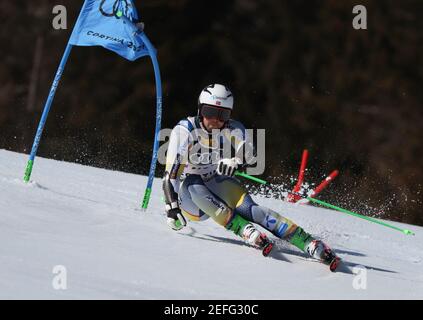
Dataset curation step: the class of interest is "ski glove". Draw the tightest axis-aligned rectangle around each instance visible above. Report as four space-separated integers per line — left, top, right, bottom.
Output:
217 157 242 177
166 207 187 231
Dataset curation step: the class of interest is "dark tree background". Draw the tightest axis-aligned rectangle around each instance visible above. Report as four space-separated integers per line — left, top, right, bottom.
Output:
1 1 422 225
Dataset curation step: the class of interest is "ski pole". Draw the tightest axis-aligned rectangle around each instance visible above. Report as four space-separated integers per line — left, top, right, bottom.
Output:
305 197 415 235
234 171 267 184
234 171 415 236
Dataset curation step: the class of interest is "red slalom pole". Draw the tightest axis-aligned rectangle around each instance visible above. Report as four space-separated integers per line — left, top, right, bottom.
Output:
295 149 308 191
287 149 309 202
310 170 339 198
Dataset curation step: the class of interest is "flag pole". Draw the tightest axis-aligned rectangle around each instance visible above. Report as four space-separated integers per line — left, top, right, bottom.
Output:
287 149 308 202
24 44 74 182
117 17 162 211
24 0 90 183
138 32 162 211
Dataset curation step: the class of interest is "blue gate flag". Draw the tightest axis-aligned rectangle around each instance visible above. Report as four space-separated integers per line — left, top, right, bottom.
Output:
25 0 162 211
69 0 152 61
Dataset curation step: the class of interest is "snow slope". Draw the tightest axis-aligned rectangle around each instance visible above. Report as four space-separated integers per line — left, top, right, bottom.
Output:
0 149 422 299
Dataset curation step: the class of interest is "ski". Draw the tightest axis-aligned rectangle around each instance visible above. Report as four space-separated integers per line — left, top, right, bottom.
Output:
262 240 274 257
256 233 274 257
329 256 342 272
320 242 341 272
270 238 342 272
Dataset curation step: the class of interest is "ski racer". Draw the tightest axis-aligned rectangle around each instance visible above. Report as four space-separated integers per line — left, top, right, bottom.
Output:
162 84 340 271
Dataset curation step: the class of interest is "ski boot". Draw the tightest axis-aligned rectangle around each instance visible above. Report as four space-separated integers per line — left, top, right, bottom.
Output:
226 214 274 256
242 224 274 256
289 227 341 272
306 240 341 272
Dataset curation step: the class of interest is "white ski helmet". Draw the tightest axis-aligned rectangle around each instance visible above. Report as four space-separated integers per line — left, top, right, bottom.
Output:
198 84 234 110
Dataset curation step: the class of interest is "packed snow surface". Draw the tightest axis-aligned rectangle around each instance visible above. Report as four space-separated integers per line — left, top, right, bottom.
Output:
1 149 422 299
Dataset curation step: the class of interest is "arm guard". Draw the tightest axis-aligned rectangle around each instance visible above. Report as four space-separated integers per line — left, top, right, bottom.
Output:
162 171 179 212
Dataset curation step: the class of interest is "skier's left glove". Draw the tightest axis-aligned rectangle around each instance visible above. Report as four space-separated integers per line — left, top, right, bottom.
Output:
217 157 243 177
166 207 187 231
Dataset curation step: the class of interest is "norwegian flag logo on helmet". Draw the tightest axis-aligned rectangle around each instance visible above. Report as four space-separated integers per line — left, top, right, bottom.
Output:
198 84 234 110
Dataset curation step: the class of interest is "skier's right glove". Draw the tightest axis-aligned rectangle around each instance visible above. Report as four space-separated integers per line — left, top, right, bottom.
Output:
166 207 187 231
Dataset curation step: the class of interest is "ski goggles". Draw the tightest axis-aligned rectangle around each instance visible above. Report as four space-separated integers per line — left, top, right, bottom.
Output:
200 104 231 122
